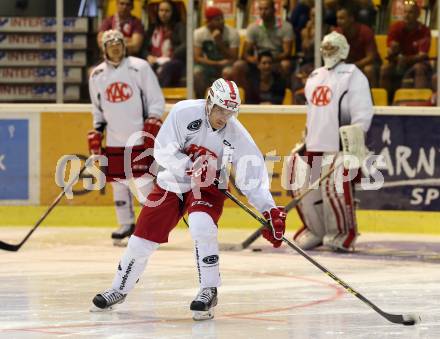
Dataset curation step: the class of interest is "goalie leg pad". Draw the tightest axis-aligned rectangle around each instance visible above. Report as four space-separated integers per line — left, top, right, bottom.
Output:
294 225 324 250
111 235 159 294
293 190 325 250
321 156 358 251
291 152 326 249
188 212 221 288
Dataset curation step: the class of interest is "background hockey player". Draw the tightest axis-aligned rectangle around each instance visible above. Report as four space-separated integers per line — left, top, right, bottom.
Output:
88 29 165 245
91 78 286 320
289 31 373 252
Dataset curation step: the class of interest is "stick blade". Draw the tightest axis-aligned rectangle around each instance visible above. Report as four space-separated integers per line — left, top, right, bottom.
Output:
401 313 421 326
0 240 20 252
383 312 421 326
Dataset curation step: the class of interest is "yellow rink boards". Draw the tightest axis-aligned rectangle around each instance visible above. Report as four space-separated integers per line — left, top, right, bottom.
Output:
0 206 439 234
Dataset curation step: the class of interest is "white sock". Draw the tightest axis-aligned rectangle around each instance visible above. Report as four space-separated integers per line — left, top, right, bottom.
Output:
111 181 135 225
188 212 221 288
111 235 159 294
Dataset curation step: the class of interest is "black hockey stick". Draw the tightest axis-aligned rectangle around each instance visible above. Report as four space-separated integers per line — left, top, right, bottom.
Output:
219 143 305 251
220 188 420 326
0 163 88 252
219 165 336 251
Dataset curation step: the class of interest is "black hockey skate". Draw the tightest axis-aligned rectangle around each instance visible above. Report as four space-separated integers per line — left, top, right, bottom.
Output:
190 287 218 321
112 224 135 246
90 289 126 312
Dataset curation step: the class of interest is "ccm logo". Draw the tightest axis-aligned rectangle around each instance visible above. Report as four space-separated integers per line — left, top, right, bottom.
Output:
191 200 213 208
202 255 219 265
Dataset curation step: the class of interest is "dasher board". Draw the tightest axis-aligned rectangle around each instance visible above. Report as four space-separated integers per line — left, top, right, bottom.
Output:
0 34 87 49
0 17 88 32
0 67 82 83
0 85 80 101
0 50 87 66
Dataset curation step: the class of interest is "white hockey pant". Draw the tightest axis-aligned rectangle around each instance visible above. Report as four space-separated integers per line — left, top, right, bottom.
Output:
111 235 159 294
188 212 221 288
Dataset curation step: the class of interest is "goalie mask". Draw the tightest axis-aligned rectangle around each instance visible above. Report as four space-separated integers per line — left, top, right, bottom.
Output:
101 29 126 66
206 78 241 117
320 31 350 69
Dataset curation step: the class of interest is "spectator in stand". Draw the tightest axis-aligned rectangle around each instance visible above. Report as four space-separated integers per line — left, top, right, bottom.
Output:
355 0 377 28
246 51 286 104
98 0 144 57
233 0 293 96
288 0 313 55
335 6 381 87
379 0 431 101
244 0 294 77
193 6 240 98
323 0 339 31
291 6 316 104
142 0 186 87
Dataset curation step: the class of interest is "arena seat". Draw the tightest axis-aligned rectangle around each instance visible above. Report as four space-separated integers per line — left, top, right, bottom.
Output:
371 88 388 106
282 88 293 105
375 35 387 64
392 88 433 106
162 87 187 102
428 37 437 59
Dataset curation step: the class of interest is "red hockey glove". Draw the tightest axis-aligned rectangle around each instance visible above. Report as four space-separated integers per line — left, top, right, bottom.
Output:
262 207 287 248
143 117 162 150
87 130 103 155
185 144 217 162
185 145 218 187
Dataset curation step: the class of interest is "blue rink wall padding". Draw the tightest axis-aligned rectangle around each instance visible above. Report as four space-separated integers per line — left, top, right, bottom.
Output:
358 115 440 211
0 119 29 199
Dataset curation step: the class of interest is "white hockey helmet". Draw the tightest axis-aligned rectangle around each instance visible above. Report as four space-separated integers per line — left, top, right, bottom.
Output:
101 29 126 65
320 31 350 69
207 78 241 116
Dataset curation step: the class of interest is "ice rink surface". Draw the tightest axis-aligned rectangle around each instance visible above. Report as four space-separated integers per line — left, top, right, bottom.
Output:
0 227 439 339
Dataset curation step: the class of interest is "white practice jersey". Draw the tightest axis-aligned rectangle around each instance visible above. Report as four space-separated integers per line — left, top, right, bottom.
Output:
154 99 276 214
304 62 373 152
89 56 165 147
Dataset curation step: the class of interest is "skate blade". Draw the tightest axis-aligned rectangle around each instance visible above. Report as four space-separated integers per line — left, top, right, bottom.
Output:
89 305 115 313
192 309 214 321
113 238 128 247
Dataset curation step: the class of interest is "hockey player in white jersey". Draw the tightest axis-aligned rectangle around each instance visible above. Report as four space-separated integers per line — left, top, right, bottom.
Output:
91 78 287 320
288 31 373 252
88 29 165 245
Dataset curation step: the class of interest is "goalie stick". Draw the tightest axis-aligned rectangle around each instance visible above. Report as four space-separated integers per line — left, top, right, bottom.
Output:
0 162 89 252
220 187 421 326
219 164 336 251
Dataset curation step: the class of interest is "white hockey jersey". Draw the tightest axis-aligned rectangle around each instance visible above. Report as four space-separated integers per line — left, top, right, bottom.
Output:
89 56 165 147
154 99 276 213
304 63 374 152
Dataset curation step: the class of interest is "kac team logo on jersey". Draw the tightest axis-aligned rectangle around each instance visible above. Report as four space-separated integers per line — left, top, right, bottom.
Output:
105 82 133 103
311 85 332 106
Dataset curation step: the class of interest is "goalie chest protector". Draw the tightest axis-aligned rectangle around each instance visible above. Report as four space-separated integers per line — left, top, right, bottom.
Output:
304 63 357 153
